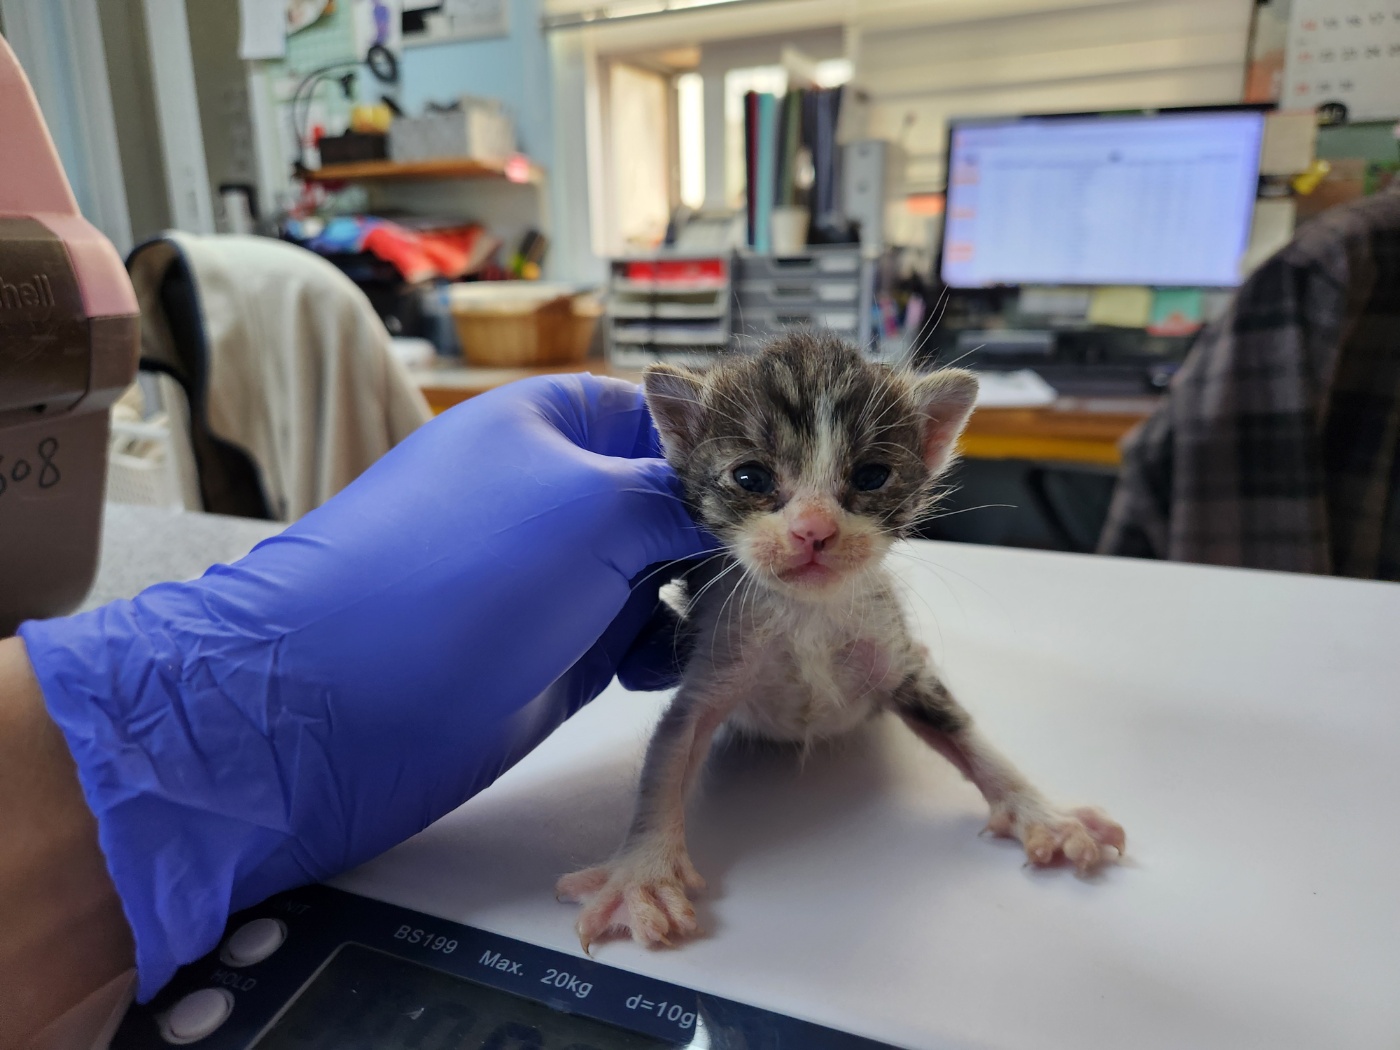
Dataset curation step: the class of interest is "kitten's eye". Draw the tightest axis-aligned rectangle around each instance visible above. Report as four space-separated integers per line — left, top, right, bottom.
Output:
732 462 776 494
852 463 892 491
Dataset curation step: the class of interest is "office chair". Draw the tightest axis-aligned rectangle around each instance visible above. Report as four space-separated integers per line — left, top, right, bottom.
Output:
129 245 272 518
127 233 431 522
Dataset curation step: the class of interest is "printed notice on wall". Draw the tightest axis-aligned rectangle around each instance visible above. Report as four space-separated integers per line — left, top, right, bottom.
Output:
1282 0 1400 121
239 0 288 59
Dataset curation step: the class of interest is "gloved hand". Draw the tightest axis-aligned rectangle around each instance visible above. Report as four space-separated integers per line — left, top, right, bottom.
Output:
18 374 714 1000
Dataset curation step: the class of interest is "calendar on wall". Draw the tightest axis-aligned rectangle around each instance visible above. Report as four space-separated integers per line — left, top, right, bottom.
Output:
1282 0 1400 121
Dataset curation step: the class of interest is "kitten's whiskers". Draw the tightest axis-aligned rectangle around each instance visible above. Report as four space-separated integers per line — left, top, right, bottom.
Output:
909 286 951 364
628 548 728 593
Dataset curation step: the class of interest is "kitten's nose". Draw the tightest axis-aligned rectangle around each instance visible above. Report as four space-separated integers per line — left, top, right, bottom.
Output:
789 509 839 553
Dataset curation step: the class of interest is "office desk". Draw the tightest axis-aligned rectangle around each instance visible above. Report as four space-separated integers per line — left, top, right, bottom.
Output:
410 361 604 416
93 505 1400 1049
411 362 1155 467
958 397 1155 467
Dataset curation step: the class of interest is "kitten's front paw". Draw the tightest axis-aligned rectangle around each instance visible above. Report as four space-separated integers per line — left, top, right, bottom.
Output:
987 798 1125 874
556 850 706 953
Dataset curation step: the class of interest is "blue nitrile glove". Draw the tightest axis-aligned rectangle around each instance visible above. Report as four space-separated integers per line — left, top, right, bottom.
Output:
18 374 714 1000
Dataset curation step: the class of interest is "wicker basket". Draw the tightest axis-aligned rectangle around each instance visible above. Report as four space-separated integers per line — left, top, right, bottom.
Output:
450 283 601 367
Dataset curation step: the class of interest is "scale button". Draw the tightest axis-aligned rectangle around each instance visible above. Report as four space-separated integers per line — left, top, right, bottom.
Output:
221 917 288 967
160 988 234 1044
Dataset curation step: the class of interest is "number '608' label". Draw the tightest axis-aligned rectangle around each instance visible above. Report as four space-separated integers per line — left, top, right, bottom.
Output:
0 436 61 497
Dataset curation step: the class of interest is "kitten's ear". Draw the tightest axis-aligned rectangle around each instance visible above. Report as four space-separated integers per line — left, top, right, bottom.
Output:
909 368 979 476
643 364 706 459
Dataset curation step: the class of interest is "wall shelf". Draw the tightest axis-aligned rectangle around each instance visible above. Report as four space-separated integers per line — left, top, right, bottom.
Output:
301 156 543 185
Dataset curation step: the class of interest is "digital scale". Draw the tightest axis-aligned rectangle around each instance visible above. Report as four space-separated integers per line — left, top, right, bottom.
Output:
102 673 971 1050
111 883 893 1049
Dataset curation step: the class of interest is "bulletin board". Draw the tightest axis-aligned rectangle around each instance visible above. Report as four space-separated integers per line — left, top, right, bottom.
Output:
283 1 360 75
1282 0 1400 121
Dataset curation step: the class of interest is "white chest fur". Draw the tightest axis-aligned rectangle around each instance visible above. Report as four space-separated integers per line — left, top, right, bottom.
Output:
692 568 917 745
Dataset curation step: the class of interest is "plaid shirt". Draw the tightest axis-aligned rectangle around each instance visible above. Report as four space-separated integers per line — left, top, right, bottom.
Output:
1099 189 1400 581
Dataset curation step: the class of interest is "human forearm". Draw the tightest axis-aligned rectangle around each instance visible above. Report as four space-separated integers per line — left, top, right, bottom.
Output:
0 636 134 1047
0 375 709 1012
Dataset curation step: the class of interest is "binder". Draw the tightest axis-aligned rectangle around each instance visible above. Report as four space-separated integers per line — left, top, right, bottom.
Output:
745 91 758 246
754 92 776 253
744 86 844 247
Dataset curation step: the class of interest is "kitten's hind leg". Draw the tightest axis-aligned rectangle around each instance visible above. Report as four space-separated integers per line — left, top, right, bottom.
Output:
557 675 742 952
889 672 1125 873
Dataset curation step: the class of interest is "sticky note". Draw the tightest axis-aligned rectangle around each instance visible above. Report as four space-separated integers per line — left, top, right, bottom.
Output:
239 0 288 59
1019 286 1092 319
1088 286 1152 328
1260 111 1317 176
1148 289 1204 336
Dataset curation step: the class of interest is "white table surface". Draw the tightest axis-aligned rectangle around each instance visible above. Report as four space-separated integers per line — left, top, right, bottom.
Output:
335 541 1400 1050
88 504 280 611
96 505 1400 1049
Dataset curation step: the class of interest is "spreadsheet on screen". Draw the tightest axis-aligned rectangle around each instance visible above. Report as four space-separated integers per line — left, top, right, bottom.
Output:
941 111 1265 288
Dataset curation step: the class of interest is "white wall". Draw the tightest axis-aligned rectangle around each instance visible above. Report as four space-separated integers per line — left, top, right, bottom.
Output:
550 0 1252 218
394 0 568 277
549 29 605 284
4 0 136 250
186 0 260 213
99 0 172 242
854 0 1254 191
500 0 1256 274
695 26 846 207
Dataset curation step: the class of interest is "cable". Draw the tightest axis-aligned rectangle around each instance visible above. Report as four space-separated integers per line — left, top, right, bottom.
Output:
289 46 400 176
289 61 360 174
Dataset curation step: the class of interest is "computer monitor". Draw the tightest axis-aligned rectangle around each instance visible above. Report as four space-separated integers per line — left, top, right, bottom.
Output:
940 107 1266 289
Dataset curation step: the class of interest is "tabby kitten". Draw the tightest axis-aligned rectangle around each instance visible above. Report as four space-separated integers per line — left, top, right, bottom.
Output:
558 332 1124 951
